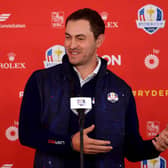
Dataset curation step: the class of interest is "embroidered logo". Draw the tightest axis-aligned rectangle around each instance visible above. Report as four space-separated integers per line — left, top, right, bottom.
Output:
48 139 65 145
107 92 119 103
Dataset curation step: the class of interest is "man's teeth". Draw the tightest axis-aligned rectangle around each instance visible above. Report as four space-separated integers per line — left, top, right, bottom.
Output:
71 52 79 55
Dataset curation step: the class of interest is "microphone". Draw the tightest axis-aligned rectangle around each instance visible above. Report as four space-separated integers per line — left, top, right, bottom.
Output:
70 97 92 168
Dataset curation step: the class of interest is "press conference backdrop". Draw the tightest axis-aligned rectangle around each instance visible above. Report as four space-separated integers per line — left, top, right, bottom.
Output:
0 0 168 167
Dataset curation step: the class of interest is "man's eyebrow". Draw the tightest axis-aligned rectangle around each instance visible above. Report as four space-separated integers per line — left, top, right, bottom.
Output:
76 34 86 38
65 32 70 36
65 32 86 37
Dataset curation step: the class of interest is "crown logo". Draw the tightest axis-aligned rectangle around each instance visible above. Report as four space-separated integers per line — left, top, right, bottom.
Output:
101 12 108 21
8 52 16 62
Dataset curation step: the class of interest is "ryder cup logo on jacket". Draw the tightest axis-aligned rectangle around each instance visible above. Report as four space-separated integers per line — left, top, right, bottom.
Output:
136 4 165 34
44 45 65 68
107 92 119 103
141 156 166 168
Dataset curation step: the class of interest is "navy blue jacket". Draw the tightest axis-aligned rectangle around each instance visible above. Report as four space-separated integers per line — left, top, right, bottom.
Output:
19 55 160 168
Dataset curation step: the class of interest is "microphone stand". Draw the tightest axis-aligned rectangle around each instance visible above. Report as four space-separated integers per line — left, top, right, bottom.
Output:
78 109 85 168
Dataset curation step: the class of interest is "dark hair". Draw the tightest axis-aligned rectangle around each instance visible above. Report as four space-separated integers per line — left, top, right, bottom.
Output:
65 8 105 39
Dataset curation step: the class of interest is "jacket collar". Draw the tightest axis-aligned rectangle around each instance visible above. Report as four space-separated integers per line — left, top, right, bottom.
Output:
62 54 108 80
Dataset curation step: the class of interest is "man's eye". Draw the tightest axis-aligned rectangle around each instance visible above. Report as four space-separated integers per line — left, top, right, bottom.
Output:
65 36 70 39
78 37 85 40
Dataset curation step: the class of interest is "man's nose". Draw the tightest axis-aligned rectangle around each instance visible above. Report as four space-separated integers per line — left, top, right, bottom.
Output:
69 39 78 49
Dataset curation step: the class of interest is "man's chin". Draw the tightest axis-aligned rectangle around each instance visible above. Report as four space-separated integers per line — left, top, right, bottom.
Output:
68 58 79 65
69 60 82 67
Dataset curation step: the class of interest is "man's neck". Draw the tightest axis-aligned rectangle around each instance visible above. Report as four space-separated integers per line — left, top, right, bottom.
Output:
75 59 98 80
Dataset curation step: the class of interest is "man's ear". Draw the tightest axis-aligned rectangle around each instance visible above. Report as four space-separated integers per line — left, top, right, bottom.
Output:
96 34 105 48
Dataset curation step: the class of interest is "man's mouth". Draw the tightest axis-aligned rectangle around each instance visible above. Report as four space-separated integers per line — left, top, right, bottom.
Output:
68 50 80 55
71 52 79 55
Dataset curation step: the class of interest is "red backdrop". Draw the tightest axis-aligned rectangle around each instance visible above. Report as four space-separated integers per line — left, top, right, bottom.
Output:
0 0 168 167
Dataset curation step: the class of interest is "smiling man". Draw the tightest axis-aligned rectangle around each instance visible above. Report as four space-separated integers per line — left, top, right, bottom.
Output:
64 17 105 80
19 8 168 168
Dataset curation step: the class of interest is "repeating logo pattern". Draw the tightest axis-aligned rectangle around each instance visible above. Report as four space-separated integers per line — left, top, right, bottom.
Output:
147 121 160 137
141 156 166 168
144 54 159 69
5 126 18 141
0 164 13 168
51 11 64 28
144 48 160 70
0 13 11 22
136 4 165 34
100 11 119 28
101 54 122 66
0 52 26 69
0 13 26 28
133 89 168 97
44 45 65 68
5 121 19 141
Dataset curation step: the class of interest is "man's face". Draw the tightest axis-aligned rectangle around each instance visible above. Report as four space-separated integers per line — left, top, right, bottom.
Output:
64 19 102 67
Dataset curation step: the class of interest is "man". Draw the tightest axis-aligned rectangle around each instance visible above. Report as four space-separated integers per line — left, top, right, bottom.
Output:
19 8 168 168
